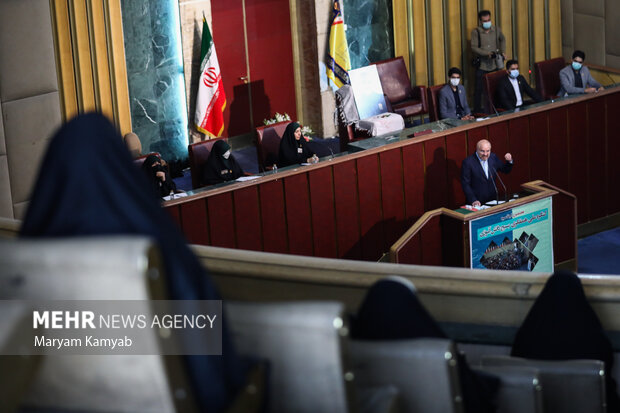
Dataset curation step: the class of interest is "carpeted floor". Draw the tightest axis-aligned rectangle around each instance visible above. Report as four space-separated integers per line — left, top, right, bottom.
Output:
577 227 620 275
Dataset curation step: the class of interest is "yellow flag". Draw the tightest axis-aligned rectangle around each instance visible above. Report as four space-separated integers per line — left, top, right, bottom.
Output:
326 0 351 88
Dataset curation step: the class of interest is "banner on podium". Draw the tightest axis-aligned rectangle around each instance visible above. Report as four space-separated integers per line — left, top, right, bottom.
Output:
469 197 553 272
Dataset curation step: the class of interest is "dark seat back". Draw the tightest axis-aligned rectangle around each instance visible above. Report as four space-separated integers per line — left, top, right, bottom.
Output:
427 84 445 122
375 56 428 118
188 137 226 189
255 121 290 171
534 57 565 100
482 70 508 113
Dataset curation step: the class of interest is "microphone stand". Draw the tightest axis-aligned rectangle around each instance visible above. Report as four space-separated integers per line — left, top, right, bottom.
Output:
489 167 499 205
491 166 508 202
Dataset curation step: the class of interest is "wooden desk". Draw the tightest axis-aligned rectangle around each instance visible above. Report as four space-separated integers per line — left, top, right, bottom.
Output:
166 87 620 262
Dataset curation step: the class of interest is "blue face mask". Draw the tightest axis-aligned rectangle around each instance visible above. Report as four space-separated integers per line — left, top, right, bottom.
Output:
482 21 492 30
509 69 519 79
572 61 582 71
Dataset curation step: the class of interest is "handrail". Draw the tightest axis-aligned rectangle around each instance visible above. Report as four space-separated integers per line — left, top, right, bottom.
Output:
586 63 620 76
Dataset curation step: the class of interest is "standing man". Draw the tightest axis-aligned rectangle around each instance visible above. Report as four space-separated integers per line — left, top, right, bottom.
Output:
471 10 506 113
496 59 542 110
438 67 475 120
461 139 513 207
558 50 604 96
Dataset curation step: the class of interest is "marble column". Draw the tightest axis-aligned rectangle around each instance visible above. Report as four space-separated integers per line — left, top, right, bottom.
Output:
121 0 189 161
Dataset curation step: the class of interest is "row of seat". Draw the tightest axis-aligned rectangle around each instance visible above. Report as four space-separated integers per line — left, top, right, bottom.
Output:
0 236 610 413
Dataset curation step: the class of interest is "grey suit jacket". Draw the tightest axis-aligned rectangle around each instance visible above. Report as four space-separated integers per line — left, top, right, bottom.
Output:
558 65 601 96
438 84 471 119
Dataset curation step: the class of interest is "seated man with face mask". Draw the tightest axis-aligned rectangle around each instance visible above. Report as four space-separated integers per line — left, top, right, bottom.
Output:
438 67 475 120
202 140 245 186
495 59 542 110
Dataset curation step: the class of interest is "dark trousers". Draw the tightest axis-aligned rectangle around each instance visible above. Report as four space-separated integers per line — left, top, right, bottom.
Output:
474 68 493 114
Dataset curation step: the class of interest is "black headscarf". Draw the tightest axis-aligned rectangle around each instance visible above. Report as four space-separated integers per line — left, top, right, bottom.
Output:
141 154 176 197
20 113 247 412
351 277 499 413
277 122 315 168
202 140 244 186
512 270 620 410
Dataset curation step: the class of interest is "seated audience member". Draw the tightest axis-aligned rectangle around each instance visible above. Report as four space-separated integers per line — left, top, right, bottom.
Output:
351 276 499 413
511 270 620 411
496 59 542 110
20 113 249 413
278 122 318 168
558 50 604 96
439 67 475 120
461 139 513 207
202 140 245 186
141 154 177 198
123 132 142 158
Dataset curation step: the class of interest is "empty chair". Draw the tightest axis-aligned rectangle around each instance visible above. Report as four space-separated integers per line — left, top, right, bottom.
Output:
534 57 565 100
255 121 290 172
188 136 227 189
349 338 464 413
482 70 507 114
0 236 196 413
482 355 607 413
476 365 543 413
375 56 428 122
225 301 354 413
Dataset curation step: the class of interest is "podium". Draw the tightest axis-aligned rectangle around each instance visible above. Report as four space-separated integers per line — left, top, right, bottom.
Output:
389 181 577 271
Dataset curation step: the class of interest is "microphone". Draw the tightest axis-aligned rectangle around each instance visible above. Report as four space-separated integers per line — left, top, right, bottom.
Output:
489 99 500 117
489 167 499 205
491 166 508 202
327 146 334 160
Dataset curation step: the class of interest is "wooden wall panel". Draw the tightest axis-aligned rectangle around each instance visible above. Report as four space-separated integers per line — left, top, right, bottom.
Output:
506 117 530 191
567 102 589 223
333 160 361 260
607 93 620 212
411 0 428 85
166 205 182 230
424 138 448 210
284 174 313 256
379 149 406 251
233 186 262 251
309 168 337 258
586 97 607 220
547 108 569 191
357 155 384 261
180 200 209 245
528 112 550 182
259 181 288 254
402 144 426 226
207 193 235 248
420 215 442 265
397 233 422 264
467 127 488 154
445 132 468 207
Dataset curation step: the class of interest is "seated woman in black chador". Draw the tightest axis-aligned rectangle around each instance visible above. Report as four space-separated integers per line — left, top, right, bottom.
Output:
20 113 248 413
277 121 318 168
351 276 499 413
511 270 620 410
141 154 177 198
202 140 244 186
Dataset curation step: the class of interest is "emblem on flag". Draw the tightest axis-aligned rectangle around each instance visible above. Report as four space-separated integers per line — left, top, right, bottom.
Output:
326 0 351 88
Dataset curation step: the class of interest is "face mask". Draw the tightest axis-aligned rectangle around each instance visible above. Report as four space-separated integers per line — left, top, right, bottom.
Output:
572 61 582 71
450 78 460 87
222 150 231 160
482 21 492 30
509 69 519 79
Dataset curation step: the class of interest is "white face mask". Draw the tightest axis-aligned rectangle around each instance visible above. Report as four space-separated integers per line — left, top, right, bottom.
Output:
222 150 231 159
450 78 460 87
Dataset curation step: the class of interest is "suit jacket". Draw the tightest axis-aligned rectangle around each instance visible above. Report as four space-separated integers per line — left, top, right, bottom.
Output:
496 74 542 110
558 65 602 96
461 152 513 205
438 84 472 119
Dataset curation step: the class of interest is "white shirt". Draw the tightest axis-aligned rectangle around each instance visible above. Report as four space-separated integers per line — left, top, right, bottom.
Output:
509 77 523 107
476 153 489 178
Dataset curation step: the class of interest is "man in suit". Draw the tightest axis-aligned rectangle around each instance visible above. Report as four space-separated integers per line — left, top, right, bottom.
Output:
438 67 475 120
496 59 542 110
558 50 604 96
461 139 513 207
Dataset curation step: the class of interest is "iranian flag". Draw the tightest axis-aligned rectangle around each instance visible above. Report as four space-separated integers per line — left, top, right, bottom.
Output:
195 18 226 137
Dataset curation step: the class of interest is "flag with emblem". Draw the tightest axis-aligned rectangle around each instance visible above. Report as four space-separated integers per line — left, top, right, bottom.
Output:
326 0 351 88
195 18 226 137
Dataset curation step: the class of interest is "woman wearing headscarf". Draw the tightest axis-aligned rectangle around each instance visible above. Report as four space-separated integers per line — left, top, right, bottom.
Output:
20 113 248 412
141 154 177 198
277 122 318 168
511 270 620 410
351 276 499 413
202 140 245 186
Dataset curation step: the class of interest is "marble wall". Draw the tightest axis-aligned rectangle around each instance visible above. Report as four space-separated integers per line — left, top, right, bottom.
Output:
121 0 189 161
342 0 393 69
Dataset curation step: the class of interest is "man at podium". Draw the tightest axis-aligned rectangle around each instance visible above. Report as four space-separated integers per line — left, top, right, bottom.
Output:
461 139 513 207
